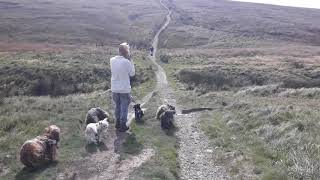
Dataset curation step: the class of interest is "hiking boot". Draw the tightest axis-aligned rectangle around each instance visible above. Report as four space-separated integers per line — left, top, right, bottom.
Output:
119 124 129 132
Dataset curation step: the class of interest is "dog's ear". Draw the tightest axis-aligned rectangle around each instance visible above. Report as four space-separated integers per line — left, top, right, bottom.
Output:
163 99 168 104
44 125 61 142
44 127 50 134
168 104 175 110
103 118 108 123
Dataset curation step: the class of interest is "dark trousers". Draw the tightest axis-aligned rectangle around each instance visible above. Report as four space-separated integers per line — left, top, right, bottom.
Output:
112 93 131 125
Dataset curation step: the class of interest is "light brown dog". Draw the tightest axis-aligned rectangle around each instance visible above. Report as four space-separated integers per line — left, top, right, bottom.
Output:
19 125 61 168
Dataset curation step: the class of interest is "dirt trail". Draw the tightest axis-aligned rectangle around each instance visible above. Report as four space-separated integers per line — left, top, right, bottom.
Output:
58 126 154 180
150 1 230 179
60 0 229 179
58 1 174 180
126 0 171 125
150 0 172 92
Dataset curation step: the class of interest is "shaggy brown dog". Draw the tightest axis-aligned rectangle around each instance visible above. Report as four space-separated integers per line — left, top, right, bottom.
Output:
20 125 61 168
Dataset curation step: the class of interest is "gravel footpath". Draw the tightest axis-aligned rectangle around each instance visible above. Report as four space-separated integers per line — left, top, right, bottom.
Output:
152 1 230 179
175 112 229 179
60 0 231 179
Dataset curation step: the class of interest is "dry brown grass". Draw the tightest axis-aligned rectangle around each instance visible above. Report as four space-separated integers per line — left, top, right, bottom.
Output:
0 46 156 97
161 0 320 48
158 2 320 176
0 0 165 47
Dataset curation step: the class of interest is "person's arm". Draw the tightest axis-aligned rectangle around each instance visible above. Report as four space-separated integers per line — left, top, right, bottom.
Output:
128 60 135 77
109 57 113 71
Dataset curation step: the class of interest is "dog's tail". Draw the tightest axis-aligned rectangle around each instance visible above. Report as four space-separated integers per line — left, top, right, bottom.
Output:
141 108 147 114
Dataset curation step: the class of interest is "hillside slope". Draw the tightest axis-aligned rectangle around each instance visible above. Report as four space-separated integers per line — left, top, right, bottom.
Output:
0 0 165 47
159 0 320 179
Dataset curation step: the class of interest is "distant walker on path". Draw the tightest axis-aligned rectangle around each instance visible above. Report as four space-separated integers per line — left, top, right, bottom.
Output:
150 46 154 56
110 42 135 132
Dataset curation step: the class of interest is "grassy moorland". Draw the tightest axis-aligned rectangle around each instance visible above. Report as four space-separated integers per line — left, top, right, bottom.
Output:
0 91 113 179
160 0 320 49
158 0 320 179
0 0 165 47
0 48 155 97
0 0 179 179
2 0 320 179
0 46 159 179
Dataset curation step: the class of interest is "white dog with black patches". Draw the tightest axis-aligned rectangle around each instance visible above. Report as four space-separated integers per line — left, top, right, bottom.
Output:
85 118 109 144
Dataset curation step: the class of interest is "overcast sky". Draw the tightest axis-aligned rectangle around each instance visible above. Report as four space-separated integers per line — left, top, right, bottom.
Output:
232 0 320 9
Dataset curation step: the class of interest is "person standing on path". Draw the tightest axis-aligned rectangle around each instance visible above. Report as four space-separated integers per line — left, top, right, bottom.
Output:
110 42 135 132
149 46 154 56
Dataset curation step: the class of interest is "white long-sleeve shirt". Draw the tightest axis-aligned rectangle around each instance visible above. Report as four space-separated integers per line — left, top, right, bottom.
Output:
110 56 135 93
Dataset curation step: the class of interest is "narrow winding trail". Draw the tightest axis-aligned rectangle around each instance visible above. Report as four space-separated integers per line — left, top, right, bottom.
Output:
150 1 230 179
127 0 171 125
58 1 174 180
60 0 229 179
150 0 172 92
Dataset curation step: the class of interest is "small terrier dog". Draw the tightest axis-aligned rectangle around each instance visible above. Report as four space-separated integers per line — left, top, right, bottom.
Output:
133 104 144 122
156 103 176 120
85 119 109 144
156 103 176 129
20 125 61 168
159 110 176 129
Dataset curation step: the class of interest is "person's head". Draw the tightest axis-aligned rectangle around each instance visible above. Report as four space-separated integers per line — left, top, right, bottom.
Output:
119 42 130 59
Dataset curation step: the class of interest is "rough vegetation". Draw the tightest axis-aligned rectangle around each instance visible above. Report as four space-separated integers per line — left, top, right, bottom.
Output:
0 51 156 179
0 0 166 178
1 0 320 179
160 0 320 48
0 48 155 97
0 92 113 179
129 93 178 180
158 0 320 179
0 0 165 47
166 48 320 93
